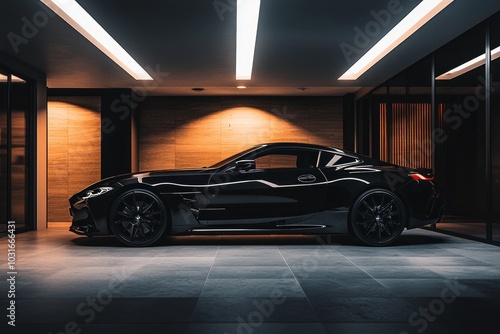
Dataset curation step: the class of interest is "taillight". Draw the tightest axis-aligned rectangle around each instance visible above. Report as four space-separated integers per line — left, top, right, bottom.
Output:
410 173 434 181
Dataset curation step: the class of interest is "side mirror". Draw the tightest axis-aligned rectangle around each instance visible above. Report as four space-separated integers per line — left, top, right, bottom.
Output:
234 159 256 172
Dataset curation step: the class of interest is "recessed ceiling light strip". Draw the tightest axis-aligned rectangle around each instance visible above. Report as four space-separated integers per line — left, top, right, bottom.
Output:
40 0 153 80
236 0 261 80
436 46 500 80
339 0 453 81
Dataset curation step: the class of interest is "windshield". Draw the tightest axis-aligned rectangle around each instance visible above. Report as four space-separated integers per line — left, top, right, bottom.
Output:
209 145 264 168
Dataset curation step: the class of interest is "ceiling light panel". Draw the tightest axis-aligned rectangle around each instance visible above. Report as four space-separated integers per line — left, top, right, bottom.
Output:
40 0 153 80
339 0 453 81
236 0 261 80
436 46 500 80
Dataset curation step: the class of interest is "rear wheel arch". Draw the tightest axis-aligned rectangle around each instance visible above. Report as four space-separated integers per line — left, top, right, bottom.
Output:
348 187 408 246
348 184 410 227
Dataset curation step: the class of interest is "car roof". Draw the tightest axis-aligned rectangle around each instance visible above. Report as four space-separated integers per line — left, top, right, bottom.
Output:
259 142 346 153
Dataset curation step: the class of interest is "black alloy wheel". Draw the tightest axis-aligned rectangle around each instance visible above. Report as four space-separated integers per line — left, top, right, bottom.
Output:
109 189 167 246
350 189 406 246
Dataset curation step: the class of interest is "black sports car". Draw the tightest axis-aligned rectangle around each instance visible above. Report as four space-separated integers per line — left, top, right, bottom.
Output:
69 143 444 246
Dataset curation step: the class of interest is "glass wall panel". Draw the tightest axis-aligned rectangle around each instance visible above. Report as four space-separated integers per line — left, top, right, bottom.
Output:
491 13 500 242
434 24 487 239
0 72 7 233
378 57 433 170
356 96 372 156
0 69 32 233
9 76 29 229
356 13 500 245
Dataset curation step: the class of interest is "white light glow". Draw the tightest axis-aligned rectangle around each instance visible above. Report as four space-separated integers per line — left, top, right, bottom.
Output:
338 0 453 80
40 0 153 80
0 74 25 83
236 0 261 80
436 46 500 80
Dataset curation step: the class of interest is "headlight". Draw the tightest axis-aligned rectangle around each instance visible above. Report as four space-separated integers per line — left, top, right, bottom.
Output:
82 187 113 200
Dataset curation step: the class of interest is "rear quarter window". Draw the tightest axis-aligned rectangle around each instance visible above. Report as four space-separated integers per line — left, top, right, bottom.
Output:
319 152 359 168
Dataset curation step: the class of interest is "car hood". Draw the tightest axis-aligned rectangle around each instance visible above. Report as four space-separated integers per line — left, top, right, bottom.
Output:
80 168 215 191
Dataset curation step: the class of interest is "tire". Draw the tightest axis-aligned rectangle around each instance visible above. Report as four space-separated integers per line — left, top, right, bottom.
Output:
350 188 406 246
109 189 167 247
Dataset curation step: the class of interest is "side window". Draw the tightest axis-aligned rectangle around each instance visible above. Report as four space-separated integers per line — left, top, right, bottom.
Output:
319 151 358 168
253 149 318 169
255 154 297 169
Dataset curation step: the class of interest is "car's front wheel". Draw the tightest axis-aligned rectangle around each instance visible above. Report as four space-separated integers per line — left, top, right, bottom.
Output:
109 189 167 246
350 188 406 246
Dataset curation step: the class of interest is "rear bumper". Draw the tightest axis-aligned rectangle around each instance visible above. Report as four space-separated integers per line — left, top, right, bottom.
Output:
407 191 445 229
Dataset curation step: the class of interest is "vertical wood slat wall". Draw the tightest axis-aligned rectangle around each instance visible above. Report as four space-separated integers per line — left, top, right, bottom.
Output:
47 97 101 222
380 102 432 169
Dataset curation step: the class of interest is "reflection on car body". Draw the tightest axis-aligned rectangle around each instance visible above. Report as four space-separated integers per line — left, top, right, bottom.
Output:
69 143 444 246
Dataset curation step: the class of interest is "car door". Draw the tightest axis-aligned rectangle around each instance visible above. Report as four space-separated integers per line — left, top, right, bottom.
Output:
196 148 327 223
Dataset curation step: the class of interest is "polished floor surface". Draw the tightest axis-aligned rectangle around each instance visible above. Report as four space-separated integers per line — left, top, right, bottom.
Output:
1 226 500 334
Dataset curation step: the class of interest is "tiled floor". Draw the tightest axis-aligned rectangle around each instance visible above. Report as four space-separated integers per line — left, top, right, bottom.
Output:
1 226 500 334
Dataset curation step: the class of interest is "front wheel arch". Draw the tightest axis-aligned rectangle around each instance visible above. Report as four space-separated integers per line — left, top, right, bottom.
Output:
108 188 168 246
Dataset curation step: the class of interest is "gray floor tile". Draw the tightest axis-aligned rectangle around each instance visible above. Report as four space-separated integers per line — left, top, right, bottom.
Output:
17 278 128 299
200 278 305 298
208 265 292 279
278 247 342 258
289 265 372 279
147 256 215 267
216 245 281 257
342 256 412 267
299 278 393 297
116 278 206 297
15 298 88 323
424 265 500 279
44 265 142 281
8 323 189 334
281 255 353 266
376 278 485 298
95 297 199 323
128 267 211 279
187 322 327 334
213 256 286 266
191 297 318 322
404 256 489 266
154 246 220 257
403 297 500 324
309 296 416 322
359 265 445 279
458 279 500 299
322 322 458 334
1 226 499 333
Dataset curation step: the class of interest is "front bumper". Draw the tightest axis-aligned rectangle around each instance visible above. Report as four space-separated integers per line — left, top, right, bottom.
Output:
69 206 101 235
68 192 114 236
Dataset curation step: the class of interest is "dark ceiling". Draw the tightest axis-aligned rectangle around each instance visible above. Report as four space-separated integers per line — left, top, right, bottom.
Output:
1 0 500 96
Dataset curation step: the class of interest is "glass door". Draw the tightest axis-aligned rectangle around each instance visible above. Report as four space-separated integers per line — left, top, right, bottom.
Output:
0 70 31 233
10 75 29 230
0 71 7 233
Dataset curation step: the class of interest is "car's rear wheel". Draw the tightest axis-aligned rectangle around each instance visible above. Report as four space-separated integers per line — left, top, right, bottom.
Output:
109 189 167 247
350 188 406 246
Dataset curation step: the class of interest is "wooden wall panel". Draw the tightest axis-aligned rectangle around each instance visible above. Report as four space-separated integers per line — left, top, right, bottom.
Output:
380 102 433 169
139 97 343 171
47 97 101 222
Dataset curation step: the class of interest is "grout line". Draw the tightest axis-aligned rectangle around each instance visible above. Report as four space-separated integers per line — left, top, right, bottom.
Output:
189 244 220 322
276 246 318 317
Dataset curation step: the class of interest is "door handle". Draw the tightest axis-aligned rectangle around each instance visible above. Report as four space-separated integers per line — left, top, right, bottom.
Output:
298 174 316 183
